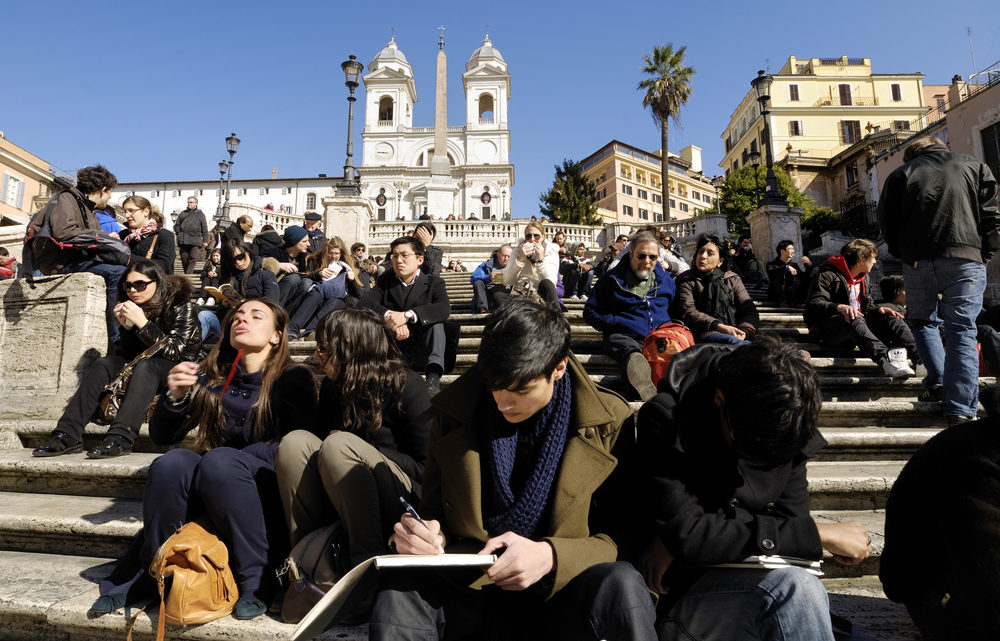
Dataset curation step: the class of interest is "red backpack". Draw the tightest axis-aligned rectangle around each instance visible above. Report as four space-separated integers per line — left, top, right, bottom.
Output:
642 322 696 388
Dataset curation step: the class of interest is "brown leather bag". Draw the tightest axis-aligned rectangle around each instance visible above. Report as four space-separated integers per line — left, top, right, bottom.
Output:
276 522 350 624
92 337 169 426
127 520 239 641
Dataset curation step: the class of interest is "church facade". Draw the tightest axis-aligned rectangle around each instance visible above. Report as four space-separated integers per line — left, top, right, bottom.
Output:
358 36 514 221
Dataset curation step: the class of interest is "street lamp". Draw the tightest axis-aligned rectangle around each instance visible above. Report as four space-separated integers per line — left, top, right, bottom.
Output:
750 70 787 207
336 55 364 196
216 161 227 218
218 132 240 228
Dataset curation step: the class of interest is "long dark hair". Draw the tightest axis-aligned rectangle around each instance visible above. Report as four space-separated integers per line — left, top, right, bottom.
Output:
314 307 408 435
117 260 189 323
188 298 297 449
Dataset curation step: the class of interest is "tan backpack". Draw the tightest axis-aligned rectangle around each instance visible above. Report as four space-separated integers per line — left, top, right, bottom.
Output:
127 520 239 640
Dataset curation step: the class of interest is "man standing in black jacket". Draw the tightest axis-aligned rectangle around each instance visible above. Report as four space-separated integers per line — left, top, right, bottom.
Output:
174 197 210 274
878 136 1000 424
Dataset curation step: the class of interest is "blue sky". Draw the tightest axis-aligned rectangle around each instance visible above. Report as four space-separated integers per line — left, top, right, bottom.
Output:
3 0 996 217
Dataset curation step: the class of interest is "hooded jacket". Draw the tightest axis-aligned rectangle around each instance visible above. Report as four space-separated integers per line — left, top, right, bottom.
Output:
878 143 1000 264
803 259 874 329
583 258 674 342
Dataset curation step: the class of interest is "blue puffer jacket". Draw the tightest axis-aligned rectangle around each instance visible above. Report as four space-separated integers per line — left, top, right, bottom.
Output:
583 258 675 342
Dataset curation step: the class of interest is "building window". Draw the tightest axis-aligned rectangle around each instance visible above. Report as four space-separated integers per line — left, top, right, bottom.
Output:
639 208 649 220
838 83 853 106
893 120 910 131
377 207 386 221
692 190 700 200
652 194 662 204
150 190 159 197
725 135 733 152
192 189 202 196
669 199 676 208
260 187 268 195
238 188 248 196
732 161 739 172
482 206 491 218
789 120 804 136
281 187 292 195
936 97 946 110
622 205 634 217
378 96 394 122
890 83 902 102
788 84 800 101
306 192 317 210
840 120 862 144
703 194 711 203
172 189 181 197
637 188 648 200
981 121 1000 187
623 185 633 195
595 188 607 200
680 202 689 213
1 173 25 208
846 164 859 188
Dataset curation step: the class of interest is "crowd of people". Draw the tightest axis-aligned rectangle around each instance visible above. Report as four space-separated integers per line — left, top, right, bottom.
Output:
5 134 1000 639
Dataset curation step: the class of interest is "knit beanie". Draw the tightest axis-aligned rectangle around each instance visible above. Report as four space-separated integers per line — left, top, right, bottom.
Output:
283 225 308 248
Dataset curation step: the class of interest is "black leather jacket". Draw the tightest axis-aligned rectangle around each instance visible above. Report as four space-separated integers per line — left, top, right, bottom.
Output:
117 291 202 362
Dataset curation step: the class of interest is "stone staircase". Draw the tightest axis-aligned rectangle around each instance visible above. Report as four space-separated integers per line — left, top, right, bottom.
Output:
0 267 948 640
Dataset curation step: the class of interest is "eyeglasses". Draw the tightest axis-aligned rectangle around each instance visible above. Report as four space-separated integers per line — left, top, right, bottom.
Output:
390 252 415 261
124 279 154 292
233 253 248 261
525 233 542 240
634 253 658 261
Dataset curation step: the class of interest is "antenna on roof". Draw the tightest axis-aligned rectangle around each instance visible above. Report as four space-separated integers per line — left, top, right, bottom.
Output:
968 27 978 78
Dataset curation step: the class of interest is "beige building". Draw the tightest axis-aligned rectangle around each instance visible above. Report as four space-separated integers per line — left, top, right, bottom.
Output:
720 56 930 210
579 140 717 224
0 133 57 225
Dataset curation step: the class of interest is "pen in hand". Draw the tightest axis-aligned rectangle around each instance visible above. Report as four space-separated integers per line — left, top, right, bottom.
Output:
399 496 444 554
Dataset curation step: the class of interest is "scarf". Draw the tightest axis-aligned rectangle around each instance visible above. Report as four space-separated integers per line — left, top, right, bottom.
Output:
125 219 159 244
701 269 735 326
484 373 572 538
828 255 867 309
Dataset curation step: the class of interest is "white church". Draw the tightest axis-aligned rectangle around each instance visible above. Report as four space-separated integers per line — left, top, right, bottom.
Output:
359 35 514 221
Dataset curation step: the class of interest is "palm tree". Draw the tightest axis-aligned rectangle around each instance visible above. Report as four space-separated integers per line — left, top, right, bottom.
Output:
639 44 694 222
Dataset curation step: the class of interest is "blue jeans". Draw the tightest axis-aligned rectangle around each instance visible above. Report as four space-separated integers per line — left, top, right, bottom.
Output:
60 260 126 344
700 332 751 347
198 309 222 341
903 259 986 418
661 568 834 641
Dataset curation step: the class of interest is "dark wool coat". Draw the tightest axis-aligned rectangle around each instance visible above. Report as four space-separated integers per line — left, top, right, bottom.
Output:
671 269 759 341
121 228 176 274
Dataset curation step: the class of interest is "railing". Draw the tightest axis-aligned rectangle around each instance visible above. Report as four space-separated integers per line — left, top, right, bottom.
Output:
368 220 604 249
818 57 866 66
377 119 393 127
408 126 467 134
478 117 494 125
226 203 304 232
813 96 879 107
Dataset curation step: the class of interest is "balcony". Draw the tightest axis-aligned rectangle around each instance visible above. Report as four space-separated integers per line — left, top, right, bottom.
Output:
478 117 494 125
377 119 393 127
813 96 880 108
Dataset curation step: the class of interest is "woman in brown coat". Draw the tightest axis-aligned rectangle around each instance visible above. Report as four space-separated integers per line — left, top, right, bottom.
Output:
672 234 759 346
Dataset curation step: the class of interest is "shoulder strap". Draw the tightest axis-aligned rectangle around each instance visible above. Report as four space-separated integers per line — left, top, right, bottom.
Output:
145 233 159 259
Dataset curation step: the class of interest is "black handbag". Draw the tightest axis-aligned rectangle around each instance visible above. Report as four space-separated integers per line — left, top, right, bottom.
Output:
276 522 350 624
92 337 168 426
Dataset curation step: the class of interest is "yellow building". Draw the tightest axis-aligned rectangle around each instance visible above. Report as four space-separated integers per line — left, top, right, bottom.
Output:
580 140 717 224
720 56 929 209
0 133 56 224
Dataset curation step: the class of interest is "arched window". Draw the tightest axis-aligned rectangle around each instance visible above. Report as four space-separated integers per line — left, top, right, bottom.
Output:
306 192 316 210
378 96 394 123
478 93 495 121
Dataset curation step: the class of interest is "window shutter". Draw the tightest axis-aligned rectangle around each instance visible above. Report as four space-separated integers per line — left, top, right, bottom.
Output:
1 174 9 204
16 180 25 209
839 84 852 106
789 84 799 101
891 84 902 101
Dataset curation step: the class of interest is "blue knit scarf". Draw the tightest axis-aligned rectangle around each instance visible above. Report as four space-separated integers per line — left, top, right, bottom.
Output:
484 374 572 538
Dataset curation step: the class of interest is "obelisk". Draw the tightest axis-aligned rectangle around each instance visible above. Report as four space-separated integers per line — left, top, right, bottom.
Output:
426 26 456 218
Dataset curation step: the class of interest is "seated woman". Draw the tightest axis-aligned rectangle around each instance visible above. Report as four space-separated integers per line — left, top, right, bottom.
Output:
92 298 319 620
672 234 759 346
275 307 431 567
119 195 175 274
196 247 223 305
288 237 361 339
197 240 280 341
33 260 201 459
561 242 595 299
502 222 560 307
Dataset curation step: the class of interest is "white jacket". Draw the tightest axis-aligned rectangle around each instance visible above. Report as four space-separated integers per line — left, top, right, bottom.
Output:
503 240 560 287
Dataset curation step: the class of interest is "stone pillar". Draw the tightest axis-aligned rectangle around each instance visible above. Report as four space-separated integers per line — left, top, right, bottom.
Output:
0 273 108 421
747 203 804 264
693 213 728 238
322 195 373 247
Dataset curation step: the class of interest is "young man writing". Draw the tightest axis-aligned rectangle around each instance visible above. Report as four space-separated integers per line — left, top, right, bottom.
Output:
370 299 656 641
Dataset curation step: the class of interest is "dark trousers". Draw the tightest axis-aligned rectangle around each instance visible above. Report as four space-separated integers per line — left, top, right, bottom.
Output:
288 275 348 336
60 260 126 344
562 269 594 298
99 446 287 601
400 323 446 373
809 313 912 364
472 280 511 312
370 561 657 641
179 244 201 274
537 278 559 307
278 273 313 312
603 333 644 379
54 356 175 444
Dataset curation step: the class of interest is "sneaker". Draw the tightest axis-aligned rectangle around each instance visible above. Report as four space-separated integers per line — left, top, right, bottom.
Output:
882 348 915 379
918 385 943 402
913 363 928 379
946 414 975 427
626 352 657 402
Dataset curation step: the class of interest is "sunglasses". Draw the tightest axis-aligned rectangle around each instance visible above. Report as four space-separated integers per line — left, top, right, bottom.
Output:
124 279 154 292
525 233 542 240
233 253 248 261
634 253 658 261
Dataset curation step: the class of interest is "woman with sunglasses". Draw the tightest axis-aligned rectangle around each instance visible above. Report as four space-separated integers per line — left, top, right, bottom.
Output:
196 240 281 341
92 298 319 620
287 237 361 339
33 260 202 459
671 234 759 346
502 222 561 306
119 195 176 274
276 307 431 574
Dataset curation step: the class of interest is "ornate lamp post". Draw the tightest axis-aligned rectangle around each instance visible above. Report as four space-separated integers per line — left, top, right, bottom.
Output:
393 180 408 219
750 70 787 207
336 55 364 196
216 161 227 218
218 132 240 228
